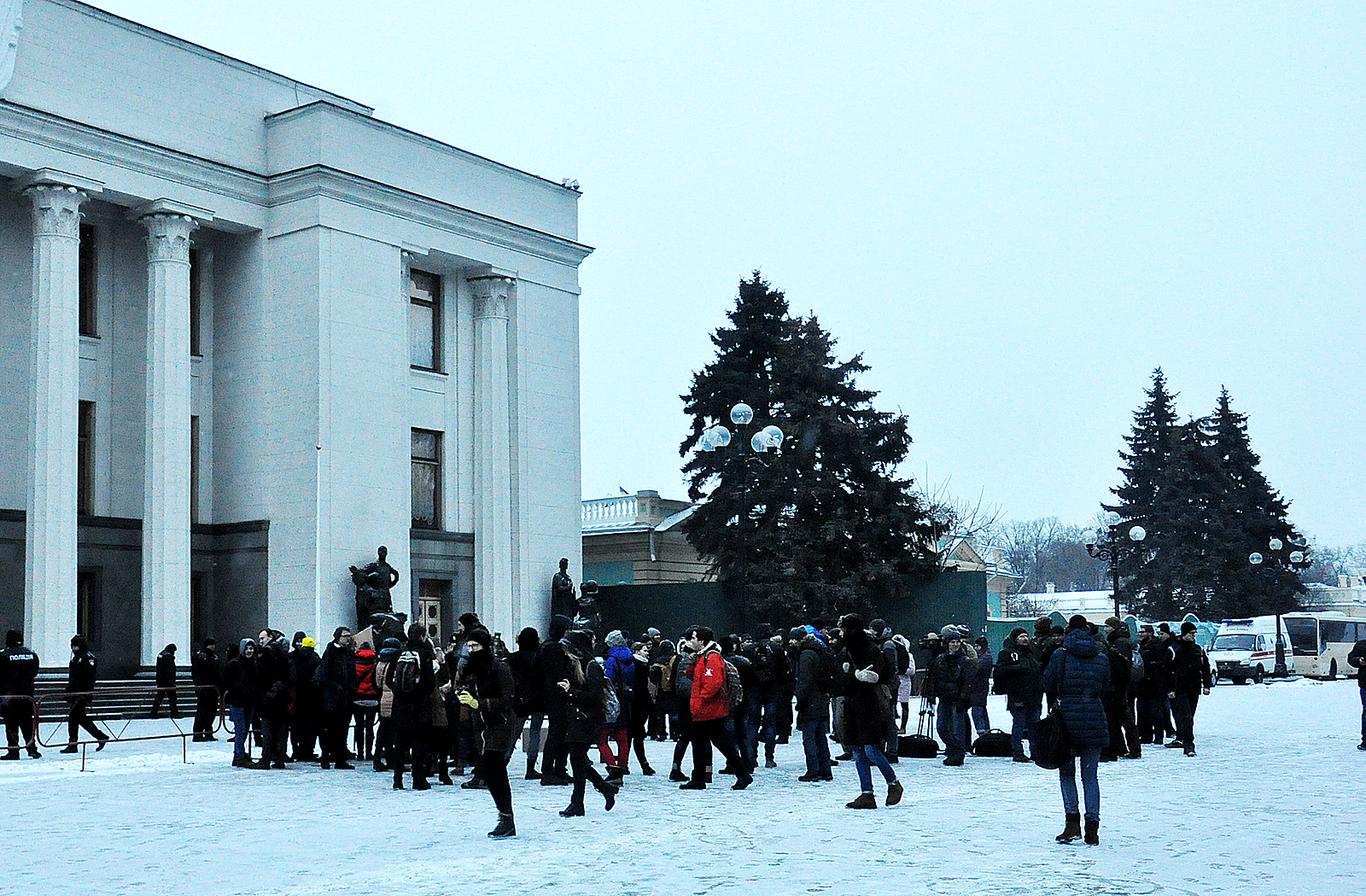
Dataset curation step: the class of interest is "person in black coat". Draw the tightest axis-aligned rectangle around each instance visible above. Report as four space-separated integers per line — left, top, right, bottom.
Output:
315 627 357 769
1043 616 1111 845
287 637 322 762
150 644 178 717
995 627 1043 762
387 623 437 790
925 625 973 766
792 626 832 781
1102 618 1140 760
456 628 522 838
63 635 108 752
628 642 656 776
1166 621 1212 756
253 630 292 769
838 616 903 809
1 629 41 759
555 629 618 817
537 614 575 785
507 626 546 780
223 639 258 766
190 639 222 742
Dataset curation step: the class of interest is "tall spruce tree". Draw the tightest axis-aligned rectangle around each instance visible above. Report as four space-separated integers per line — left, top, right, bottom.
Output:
1106 374 1305 618
1104 369 1183 613
680 273 939 622
1201 388 1304 617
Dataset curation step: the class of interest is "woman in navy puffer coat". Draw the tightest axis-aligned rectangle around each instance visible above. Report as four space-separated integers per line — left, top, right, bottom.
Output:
1042 619 1110 845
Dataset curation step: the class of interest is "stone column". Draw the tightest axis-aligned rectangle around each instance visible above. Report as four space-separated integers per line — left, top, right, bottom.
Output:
469 273 516 638
137 206 197 665
20 175 93 663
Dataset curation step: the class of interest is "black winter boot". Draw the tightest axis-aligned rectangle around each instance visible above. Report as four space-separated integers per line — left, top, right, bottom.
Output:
525 757 541 780
488 812 516 839
1084 817 1100 846
1056 813 1082 843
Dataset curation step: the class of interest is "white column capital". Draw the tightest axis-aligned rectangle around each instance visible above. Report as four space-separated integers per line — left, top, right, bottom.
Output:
468 273 516 320
22 183 88 239
139 212 197 264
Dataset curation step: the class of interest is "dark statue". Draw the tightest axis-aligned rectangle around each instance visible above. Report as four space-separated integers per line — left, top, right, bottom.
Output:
573 580 602 633
350 545 400 626
550 557 576 623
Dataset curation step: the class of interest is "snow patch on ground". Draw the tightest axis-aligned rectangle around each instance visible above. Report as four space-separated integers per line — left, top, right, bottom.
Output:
3 682 1361 895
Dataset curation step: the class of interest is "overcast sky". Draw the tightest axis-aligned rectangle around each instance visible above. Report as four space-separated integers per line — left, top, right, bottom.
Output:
100 1 1366 546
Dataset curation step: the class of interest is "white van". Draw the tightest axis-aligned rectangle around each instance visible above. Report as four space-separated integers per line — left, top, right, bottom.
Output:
1209 617 1295 684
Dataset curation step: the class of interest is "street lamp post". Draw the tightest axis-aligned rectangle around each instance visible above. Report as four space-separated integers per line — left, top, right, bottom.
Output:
1249 536 1311 678
1086 511 1148 619
698 402 784 593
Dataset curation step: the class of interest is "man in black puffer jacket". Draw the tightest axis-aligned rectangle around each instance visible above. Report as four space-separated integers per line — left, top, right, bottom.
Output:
925 625 973 766
315 627 357 769
1166 621 1212 757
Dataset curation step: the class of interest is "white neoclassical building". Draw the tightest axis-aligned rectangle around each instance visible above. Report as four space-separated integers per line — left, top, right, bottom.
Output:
0 0 589 672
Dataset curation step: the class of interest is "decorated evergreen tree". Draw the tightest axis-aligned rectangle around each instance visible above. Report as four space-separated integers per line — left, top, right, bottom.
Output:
680 273 940 622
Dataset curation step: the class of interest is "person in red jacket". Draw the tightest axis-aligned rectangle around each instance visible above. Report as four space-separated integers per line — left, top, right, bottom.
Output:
680 625 752 792
352 642 380 762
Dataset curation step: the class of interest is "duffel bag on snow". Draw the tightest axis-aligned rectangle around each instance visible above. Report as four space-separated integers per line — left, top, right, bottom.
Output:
971 729 1014 758
899 734 938 759
1032 710 1070 770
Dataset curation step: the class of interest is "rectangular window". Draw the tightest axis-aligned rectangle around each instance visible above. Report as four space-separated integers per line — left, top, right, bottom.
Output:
411 428 442 529
77 569 100 647
190 415 200 524
78 401 95 515
408 269 441 371
189 247 202 357
190 573 206 648
79 224 97 337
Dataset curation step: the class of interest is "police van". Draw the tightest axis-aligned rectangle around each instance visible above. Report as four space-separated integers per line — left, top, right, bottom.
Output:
1209 617 1294 684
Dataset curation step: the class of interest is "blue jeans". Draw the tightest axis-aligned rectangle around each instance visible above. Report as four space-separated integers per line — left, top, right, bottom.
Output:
745 699 777 762
936 700 966 760
970 705 991 740
1059 746 1101 820
853 743 896 793
799 719 831 775
1009 702 1041 758
228 705 252 760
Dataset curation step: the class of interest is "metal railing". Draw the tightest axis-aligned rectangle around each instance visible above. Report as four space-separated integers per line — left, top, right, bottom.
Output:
23 685 225 772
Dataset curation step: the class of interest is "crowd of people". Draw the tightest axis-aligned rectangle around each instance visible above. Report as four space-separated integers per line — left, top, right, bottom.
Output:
7 610 1363 844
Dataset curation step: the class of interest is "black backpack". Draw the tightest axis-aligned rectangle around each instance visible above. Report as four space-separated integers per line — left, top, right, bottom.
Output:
392 649 422 696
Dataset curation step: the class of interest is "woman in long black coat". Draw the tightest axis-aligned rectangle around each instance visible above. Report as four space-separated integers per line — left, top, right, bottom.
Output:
1043 617 1111 845
838 616 903 810
555 630 618 818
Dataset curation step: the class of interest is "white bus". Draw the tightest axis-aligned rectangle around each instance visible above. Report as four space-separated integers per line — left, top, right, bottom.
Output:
1282 613 1366 679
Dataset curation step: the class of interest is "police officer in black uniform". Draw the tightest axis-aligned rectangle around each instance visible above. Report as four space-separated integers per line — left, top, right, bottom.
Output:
63 634 109 752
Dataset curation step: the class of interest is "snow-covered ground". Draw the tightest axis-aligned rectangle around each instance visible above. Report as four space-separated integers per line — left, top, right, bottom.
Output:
3 679 1361 896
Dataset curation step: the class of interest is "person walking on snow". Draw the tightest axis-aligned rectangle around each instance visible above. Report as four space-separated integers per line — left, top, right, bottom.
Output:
837 615 903 809
1043 615 1111 846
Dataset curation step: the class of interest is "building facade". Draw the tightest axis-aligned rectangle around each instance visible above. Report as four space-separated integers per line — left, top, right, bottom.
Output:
581 490 708 585
0 0 589 672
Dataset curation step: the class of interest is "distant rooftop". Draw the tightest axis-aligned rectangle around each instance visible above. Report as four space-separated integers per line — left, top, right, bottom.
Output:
582 491 696 535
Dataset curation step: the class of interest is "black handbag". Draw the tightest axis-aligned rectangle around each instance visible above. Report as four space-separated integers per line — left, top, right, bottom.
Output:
1033 657 1071 769
971 729 1014 758
900 696 939 759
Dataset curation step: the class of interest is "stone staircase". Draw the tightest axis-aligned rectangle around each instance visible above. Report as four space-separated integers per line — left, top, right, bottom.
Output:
32 671 198 720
